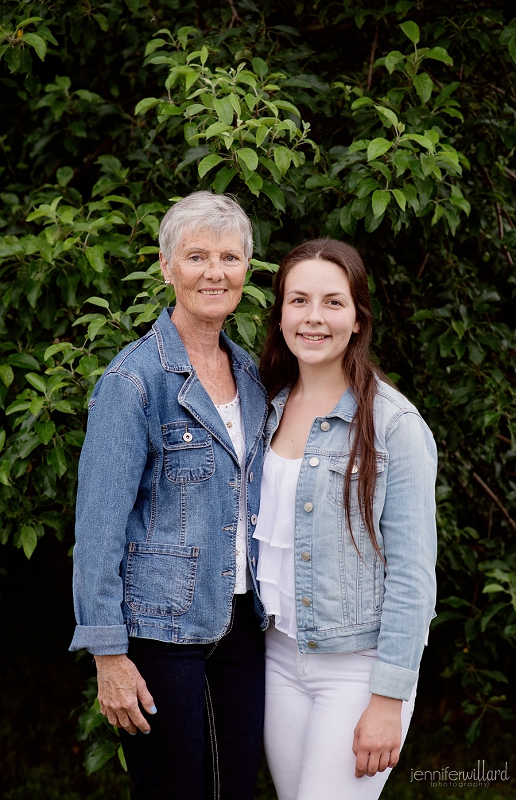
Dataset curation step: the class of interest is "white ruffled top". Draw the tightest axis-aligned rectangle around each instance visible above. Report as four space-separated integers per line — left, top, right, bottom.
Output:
253 446 302 639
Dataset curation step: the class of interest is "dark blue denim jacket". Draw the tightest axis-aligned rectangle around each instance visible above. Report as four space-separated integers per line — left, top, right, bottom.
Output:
70 308 268 655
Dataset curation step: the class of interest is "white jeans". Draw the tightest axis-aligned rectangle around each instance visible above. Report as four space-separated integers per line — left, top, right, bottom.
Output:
264 625 417 800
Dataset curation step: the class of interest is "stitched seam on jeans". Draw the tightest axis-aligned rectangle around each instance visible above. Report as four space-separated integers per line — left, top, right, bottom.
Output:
206 595 236 659
205 677 220 800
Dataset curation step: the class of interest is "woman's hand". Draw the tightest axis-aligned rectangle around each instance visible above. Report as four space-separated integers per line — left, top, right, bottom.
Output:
94 654 156 734
352 694 402 778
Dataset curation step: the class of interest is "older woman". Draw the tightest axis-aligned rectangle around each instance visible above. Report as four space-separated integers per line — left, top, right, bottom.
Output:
70 192 268 800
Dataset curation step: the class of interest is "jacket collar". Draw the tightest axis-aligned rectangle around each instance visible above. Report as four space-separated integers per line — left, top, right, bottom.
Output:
153 308 267 464
153 307 254 373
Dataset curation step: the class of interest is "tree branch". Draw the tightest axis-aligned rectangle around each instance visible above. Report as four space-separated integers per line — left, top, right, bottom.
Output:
472 472 516 532
227 0 243 28
366 26 379 91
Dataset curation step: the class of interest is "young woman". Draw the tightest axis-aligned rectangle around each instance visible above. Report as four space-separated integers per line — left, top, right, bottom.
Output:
254 239 437 800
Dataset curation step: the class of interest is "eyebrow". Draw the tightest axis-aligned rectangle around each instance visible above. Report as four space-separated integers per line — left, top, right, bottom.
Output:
285 290 350 299
182 246 243 256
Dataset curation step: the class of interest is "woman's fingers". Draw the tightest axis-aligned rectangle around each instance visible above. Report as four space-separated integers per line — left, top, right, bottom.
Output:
94 653 153 734
136 672 157 717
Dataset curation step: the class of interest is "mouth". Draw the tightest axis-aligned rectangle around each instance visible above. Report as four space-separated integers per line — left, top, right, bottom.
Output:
199 288 227 295
298 333 330 341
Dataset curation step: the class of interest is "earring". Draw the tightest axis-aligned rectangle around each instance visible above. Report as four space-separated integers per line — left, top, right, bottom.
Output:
279 323 282 331
164 279 171 285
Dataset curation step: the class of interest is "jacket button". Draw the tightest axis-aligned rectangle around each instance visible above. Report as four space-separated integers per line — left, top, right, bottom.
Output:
301 551 310 562
250 514 258 525
251 556 256 567
308 640 318 649
303 502 313 512
320 421 330 431
302 597 311 607
309 457 319 467
249 472 254 482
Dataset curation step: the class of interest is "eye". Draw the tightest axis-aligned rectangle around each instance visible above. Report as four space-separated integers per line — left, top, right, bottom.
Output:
224 254 237 262
327 299 343 306
292 297 306 304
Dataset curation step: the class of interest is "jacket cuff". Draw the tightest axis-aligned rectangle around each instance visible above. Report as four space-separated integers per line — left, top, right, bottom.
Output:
369 660 418 701
69 625 129 655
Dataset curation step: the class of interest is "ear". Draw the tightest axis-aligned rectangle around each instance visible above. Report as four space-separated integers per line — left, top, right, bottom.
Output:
159 252 173 284
352 320 360 334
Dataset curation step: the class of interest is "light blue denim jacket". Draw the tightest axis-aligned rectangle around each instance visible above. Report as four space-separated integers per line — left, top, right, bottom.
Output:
264 381 437 701
70 308 268 655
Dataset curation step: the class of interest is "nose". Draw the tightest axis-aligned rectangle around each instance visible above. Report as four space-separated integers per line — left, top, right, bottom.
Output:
304 303 324 325
204 253 224 280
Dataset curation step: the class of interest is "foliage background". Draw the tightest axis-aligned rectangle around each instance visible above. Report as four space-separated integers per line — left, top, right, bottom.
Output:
1 0 515 796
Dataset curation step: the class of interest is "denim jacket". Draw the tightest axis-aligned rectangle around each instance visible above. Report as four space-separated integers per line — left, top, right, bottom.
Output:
70 308 268 656
264 381 437 701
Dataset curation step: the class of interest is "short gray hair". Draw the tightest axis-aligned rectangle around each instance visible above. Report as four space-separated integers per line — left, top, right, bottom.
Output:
159 191 253 261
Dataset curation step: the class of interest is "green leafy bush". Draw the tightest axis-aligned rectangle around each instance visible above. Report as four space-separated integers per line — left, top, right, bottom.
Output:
1 0 515 766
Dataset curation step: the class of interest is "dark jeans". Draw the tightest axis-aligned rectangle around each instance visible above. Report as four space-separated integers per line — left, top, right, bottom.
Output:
119 591 265 800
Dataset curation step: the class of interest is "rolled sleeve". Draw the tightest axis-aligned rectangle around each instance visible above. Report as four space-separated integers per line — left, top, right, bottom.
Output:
371 410 437 700
70 371 150 655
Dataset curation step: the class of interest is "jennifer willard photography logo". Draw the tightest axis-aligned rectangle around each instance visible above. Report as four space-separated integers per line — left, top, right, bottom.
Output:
410 761 510 789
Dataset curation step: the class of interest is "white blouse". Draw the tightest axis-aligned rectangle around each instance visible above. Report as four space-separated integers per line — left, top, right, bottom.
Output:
214 393 250 594
253 447 302 638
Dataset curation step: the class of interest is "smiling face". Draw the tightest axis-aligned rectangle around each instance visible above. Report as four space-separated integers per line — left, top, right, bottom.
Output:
159 227 248 327
281 258 360 371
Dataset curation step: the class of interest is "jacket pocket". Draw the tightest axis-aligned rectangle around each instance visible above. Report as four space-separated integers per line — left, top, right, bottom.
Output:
162 421 215 483
327 455 385 510
125 542 199 615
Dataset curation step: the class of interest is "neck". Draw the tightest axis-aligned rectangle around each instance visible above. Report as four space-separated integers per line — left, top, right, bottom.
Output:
292 361 348 404
171 305 224 362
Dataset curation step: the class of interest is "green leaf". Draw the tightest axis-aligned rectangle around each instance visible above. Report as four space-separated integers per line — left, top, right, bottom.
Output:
134 97 161 115
391 189 407 211
84 740 119 775
20 525 38 559
29 397 45 416
372 190 391 218
88 319 107 340
198 154 224 178
252 57 268 78
35 421 55 445
85 296 110 310
400 21 420 44
384 50 405 73
351 97 374 110
23 33 46 60
255 126 268 147
340 205 357 235
260 182 285 212
212 167 238 194
425 47 453 66
413 73 434 104
25 372 47 393
242 285 267 306
86 246 106 274
245 173 263 196
6 400 31 415
273 146 291 175
47 447 67 477
213 97 234 125
400 133 434 152
431 205 444 225
374 105 399 128
367 138 391 161
234 313 256 347
509 33 516 66
0 364 14 388
236 149 259 172
7 353 40 370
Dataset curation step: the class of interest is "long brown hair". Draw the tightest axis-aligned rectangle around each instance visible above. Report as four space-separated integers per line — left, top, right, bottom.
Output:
260 238 386 558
